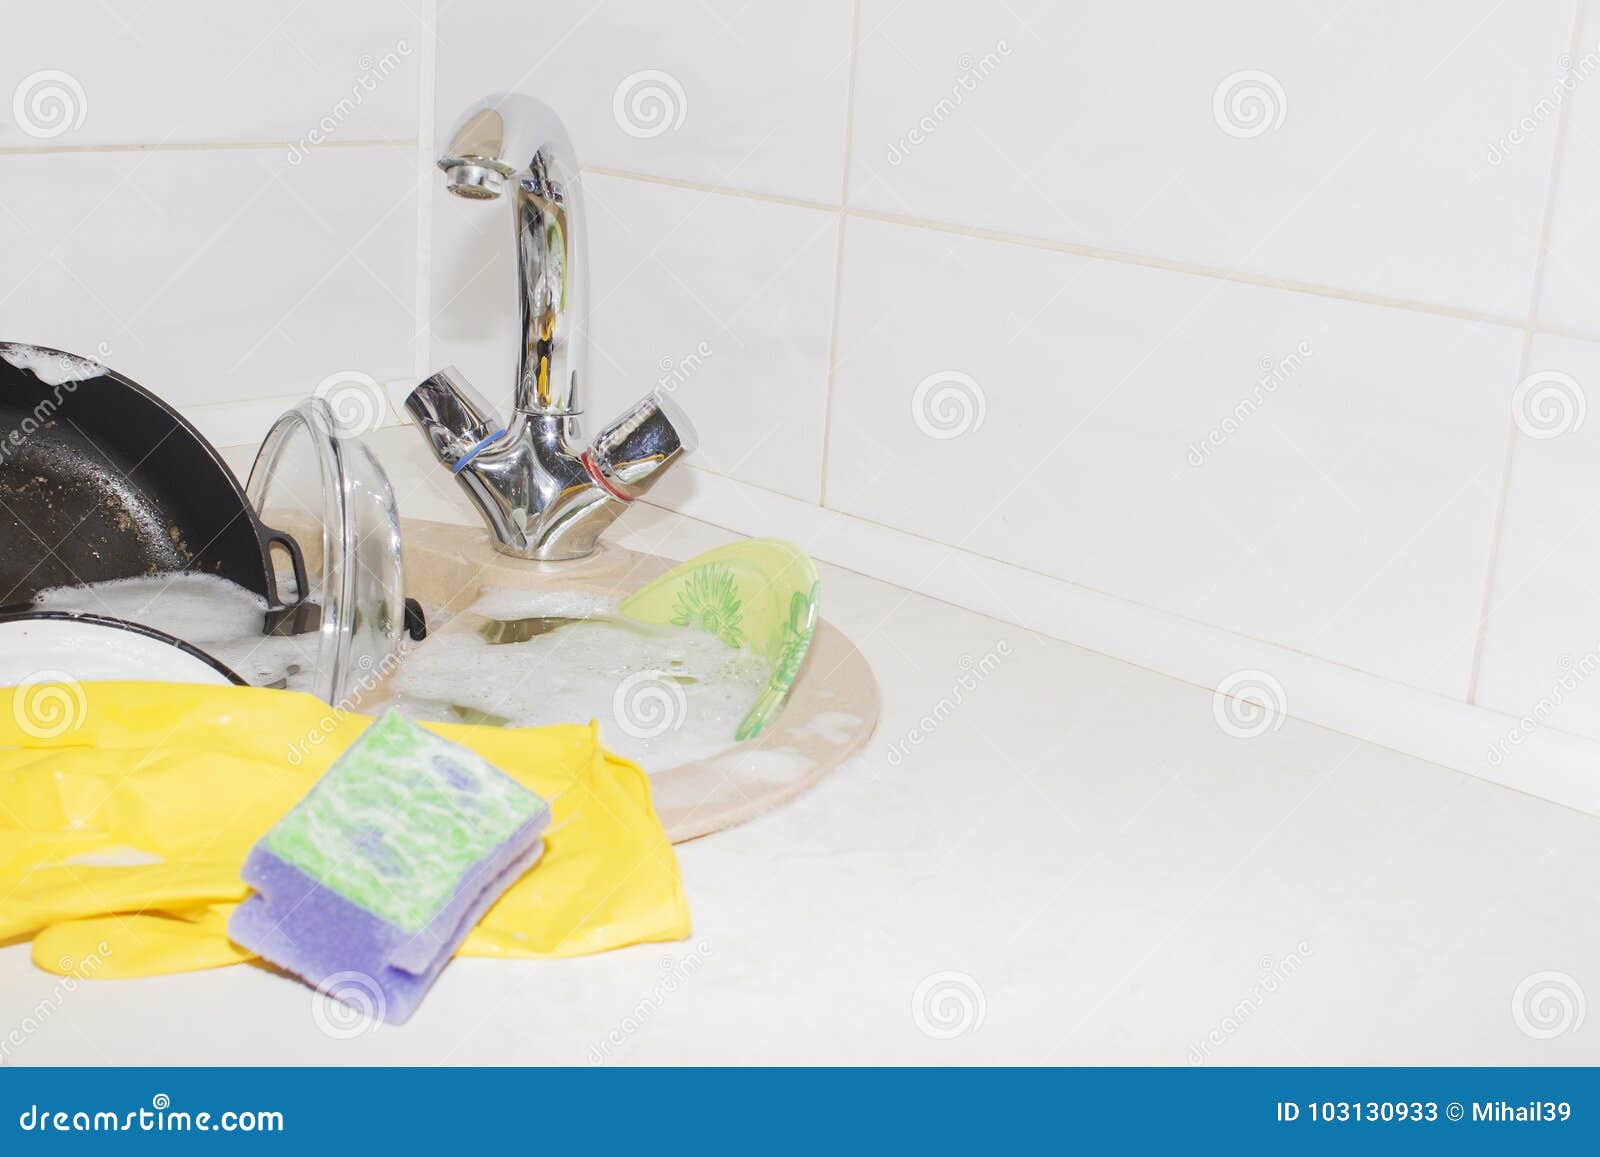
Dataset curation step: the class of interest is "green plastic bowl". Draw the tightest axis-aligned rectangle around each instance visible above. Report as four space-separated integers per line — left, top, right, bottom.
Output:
618 539 820 740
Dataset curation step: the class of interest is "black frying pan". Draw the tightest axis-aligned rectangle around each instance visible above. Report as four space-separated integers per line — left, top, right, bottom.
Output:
0 342 305 609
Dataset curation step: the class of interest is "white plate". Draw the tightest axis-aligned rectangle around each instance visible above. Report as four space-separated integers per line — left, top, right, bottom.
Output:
0 614 242 687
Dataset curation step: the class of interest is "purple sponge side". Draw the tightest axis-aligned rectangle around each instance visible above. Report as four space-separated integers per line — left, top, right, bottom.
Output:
228 811 545 1024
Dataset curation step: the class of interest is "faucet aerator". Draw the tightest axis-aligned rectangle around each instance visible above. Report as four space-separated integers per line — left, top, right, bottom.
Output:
443 163 504 200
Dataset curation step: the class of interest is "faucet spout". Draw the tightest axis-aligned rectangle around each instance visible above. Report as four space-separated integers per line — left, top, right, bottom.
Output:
437 93 585 415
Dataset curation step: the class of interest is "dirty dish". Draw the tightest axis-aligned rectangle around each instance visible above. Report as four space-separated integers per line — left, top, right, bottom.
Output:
619 538 819 740
0 341 304 610
0 611 245 690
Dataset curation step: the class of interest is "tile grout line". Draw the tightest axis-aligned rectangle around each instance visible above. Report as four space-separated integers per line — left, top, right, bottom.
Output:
1463 0 1587 705
842 206 1521 330
818 0 863 508
570 168 1600 342
577 163 840 214
0 137 417 156
413 0 439 383
1467 335 1536 707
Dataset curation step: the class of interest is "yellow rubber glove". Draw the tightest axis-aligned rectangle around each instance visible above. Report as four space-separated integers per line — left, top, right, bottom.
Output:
0 682 689 978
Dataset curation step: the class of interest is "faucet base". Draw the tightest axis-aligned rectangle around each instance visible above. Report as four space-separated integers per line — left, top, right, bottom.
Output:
484 535 603 563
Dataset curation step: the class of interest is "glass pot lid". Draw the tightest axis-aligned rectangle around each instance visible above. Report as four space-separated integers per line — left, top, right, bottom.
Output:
245 398 404 706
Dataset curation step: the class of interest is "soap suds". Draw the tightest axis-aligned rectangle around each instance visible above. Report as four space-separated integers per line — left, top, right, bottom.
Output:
379 593 771 773
34 572 322 693
1 344 108 386
795 710 861 745
469 587 617 621
32 575 780 774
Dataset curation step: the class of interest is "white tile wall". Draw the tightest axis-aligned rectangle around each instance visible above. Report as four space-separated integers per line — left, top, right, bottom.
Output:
1475 334 1600 739
846 0 1576 319
433 0 855 203
0 146 418 408
0 2 420 149
10 1 1600 768
1537 1 1600 333
0 3 424 419
826 216 1516 695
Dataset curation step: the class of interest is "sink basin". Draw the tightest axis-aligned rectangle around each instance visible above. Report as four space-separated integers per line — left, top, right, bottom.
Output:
371 517 880 842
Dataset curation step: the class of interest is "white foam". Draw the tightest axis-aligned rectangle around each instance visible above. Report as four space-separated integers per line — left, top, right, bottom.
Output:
379 599 771 773
796 710 860 744
33 572 322 694
1 345 108 386
468 587 618 621
32 575 777 771
36 572 266 640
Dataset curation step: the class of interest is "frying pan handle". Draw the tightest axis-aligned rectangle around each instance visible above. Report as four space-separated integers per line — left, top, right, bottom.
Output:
257 524 310 609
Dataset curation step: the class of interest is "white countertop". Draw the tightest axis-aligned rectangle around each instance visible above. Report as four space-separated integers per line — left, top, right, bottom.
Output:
4 505 1597 1065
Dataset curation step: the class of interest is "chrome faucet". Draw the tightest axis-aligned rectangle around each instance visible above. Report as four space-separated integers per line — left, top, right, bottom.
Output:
406 93 696 560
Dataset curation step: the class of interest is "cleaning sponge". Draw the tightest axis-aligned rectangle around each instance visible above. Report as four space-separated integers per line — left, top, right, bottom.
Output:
228 709 550 1023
